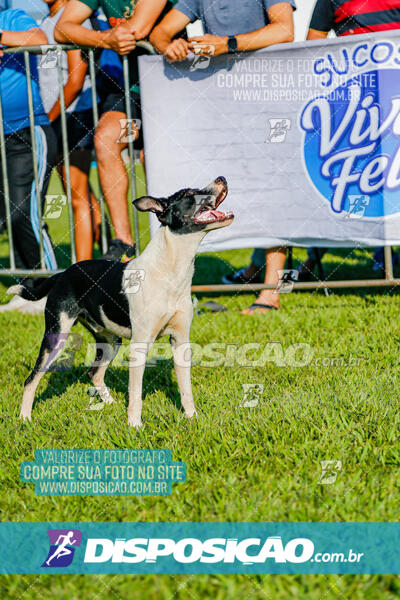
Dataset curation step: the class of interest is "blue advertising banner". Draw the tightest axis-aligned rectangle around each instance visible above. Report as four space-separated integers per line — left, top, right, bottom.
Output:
139 31 400 251
1 522 400 574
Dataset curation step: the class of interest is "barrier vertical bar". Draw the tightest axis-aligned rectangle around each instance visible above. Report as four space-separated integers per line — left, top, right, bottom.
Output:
0 88 16 270
122 54 140 256
57 47 76 264
88 48 107 254
384 246 393 280
24 50 45 270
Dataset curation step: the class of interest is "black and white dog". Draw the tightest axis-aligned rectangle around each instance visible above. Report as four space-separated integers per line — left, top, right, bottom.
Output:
9 177 233 427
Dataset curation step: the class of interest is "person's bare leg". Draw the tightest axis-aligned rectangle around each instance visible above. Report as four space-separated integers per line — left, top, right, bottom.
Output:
242 248 287 314
94 111 138 246
64 165 93 261
89 192 102 244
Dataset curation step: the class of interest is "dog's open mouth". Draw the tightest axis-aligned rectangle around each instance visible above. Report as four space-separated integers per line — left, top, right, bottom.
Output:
194 208 234 224
193 184 233 224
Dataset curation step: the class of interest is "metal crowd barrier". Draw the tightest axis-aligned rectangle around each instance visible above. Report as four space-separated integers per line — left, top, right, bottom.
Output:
0 41 154 278
0 43 398 292
192 245 398 292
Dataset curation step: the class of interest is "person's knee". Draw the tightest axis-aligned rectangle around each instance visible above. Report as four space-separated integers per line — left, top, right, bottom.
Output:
94 125 113 159
69 168 89 211
71 192 89 213
94 113 126 160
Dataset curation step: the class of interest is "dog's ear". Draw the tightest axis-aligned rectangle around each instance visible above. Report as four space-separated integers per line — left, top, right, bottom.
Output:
134 196 166 214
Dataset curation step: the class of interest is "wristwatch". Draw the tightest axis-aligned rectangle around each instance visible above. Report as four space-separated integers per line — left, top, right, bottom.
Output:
227 36 238 53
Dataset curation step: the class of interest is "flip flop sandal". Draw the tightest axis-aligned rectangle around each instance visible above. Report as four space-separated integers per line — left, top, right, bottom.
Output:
246 303 278 313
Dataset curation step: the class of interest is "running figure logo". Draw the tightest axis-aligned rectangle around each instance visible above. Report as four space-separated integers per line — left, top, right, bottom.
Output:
42 529 82 567
267 118 291 143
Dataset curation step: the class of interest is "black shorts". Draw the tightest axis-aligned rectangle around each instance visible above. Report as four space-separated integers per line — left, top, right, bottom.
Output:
53 109 95 173
53 108 94 151
100 90 143 148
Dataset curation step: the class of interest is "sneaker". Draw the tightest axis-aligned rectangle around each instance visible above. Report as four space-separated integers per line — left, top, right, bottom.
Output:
221 267 260 285
102 239 136 262
0 295 46 314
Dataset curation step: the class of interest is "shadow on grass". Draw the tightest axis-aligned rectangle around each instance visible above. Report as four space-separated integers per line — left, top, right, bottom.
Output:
33 359 181 413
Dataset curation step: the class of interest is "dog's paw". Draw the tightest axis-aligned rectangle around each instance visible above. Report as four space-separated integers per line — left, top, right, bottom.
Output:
19 411 32 422
128 416 143 429
185 410 198 419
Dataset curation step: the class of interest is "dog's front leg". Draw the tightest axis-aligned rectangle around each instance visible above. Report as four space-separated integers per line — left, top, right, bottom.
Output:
169 310 197 419
127 340 151 428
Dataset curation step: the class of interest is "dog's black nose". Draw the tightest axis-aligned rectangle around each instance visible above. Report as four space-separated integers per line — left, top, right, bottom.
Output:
215 176 227 186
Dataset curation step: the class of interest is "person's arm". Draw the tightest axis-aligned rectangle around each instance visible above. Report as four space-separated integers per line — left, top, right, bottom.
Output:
150 8 191 60
127 0 171 40
189 3 294 57
307 29 328 40
1 28 47 47
307 0 333 40
55 0 136 54
235 3 294 50
48 49 88 122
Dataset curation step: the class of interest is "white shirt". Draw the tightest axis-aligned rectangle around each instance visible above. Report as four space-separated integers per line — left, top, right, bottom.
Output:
39 7 93 114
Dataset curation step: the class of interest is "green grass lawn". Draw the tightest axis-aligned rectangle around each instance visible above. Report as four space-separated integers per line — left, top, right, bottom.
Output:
0 167 400 598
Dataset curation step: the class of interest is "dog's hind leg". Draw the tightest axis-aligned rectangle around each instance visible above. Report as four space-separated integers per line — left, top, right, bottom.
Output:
88 333 121 404
20 311 76 421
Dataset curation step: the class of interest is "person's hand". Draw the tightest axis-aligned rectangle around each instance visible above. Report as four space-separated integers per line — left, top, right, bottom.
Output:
105 23 136 55
164 38 189 62
189 34 229 56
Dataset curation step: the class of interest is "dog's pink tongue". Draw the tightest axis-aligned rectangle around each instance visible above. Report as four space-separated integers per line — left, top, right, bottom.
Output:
196 209 225 223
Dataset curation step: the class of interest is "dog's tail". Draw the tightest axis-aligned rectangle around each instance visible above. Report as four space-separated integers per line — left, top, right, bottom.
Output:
7 273 62 301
